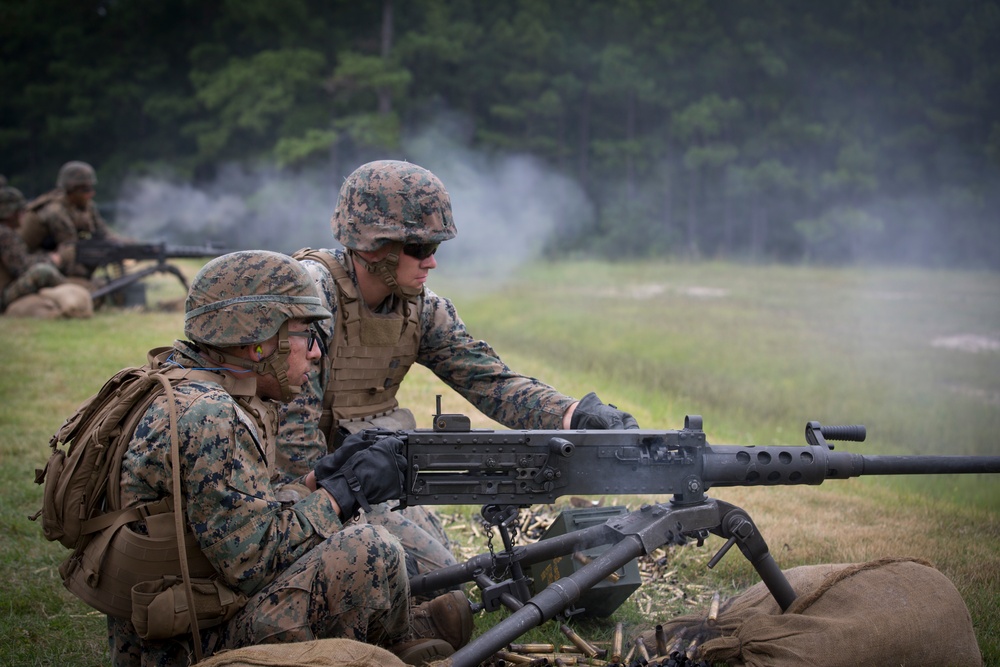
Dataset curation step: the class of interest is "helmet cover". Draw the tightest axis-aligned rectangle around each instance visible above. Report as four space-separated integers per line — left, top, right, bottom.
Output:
332 160 457 251
0 176 25 218
185 250 330 347
57 161 98 190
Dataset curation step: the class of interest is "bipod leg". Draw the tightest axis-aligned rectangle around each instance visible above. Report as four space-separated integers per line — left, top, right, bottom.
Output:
708 500 797 610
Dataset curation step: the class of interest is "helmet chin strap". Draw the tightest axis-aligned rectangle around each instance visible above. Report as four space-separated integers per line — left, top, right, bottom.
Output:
350 244 423 299
202 321 300 402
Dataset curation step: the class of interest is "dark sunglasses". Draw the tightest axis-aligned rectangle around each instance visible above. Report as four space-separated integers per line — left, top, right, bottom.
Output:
402 242 439 260
287 328 320 352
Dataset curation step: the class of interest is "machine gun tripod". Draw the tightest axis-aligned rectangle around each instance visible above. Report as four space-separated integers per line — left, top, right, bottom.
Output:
410 497 796 667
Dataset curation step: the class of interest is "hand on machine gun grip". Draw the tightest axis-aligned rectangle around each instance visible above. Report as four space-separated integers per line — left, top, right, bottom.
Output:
316 437 406 519
570 391 640 430
313 431 371 480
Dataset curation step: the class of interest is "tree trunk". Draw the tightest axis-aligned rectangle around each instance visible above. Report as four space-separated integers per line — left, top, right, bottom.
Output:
378 0 394 116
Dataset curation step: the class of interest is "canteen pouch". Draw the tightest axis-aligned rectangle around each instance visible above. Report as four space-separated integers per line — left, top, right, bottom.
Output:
131 576 246 640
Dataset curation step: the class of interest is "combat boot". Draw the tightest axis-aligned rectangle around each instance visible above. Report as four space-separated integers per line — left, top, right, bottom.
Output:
409 590 473 651
390 590 474 666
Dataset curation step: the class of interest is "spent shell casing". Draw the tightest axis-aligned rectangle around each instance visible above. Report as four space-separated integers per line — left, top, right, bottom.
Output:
530 655 577 665
496 650 536 664
635 636 650 662
611 621 624 662
560 624 606 659
510 644 557 654
654 624 667 657
707 590 721 625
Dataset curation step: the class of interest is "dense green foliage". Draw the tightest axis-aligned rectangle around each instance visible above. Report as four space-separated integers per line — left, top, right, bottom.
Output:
2 0 999 266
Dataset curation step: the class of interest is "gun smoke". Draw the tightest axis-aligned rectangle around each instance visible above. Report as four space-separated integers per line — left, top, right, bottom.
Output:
113 118 593 283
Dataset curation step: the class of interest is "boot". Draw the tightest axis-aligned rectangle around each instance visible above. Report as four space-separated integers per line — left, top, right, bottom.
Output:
409 590 474 651
390 590 474 666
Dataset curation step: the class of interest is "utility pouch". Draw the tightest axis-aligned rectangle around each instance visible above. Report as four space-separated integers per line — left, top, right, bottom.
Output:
131 576 246 641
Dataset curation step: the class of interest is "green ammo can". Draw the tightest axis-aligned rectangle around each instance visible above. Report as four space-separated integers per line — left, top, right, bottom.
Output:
526 506 642 617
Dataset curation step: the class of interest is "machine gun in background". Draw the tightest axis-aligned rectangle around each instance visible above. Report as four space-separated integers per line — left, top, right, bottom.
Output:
76 238 230 302
362 399 1000 667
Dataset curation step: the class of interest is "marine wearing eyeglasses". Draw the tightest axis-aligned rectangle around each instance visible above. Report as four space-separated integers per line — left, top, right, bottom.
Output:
279 159 639 589
20 160 125 280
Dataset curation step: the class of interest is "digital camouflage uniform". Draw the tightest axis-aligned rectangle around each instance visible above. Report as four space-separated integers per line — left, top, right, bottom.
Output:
20 162 118 279
277 161 579 581
108 341 410 667
98 251 412 666
0 224 64 310
0 178 64 311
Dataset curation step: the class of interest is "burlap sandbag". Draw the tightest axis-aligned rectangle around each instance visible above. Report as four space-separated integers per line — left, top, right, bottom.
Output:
646 557 982 667
3 284 92 319
39 283 93 318
3 293 61 318
197 638 407 667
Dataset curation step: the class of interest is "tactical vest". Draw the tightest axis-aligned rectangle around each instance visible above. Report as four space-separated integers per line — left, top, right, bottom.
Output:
19 190 63 252
294 249 421 444
54 348 264 622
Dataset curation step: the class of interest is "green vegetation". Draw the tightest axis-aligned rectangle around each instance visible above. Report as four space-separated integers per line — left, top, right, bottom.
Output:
3 2 999 266
1 261 998 664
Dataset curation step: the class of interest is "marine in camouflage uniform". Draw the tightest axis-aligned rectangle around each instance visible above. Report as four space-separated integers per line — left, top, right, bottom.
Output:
0 176 65 311
90 250 469 667
20 161 120 279
279 160 639 580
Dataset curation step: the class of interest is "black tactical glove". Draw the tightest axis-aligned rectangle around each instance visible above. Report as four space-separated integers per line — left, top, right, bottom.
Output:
316 437 406 519
313 431 371 481
570 392 639 430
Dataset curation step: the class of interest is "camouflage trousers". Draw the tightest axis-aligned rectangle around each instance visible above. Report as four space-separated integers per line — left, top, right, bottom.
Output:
361 503 459 580
107 523 410 667
0 262 63 311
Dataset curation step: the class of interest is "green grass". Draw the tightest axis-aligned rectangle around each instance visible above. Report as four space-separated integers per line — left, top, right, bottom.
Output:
1 260 998 665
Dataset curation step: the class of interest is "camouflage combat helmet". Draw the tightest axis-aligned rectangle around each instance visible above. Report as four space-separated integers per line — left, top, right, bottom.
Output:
57 161 98 190
332 160 457 251
185 250 331 401
186 250 330 346
0 176 26 219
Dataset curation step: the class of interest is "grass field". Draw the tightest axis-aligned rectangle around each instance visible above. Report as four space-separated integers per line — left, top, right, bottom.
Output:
1 259 998 665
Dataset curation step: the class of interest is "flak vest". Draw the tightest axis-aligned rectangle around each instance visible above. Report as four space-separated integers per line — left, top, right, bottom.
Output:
294 249 421 445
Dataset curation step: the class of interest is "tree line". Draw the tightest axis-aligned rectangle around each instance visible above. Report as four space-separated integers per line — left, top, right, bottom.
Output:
2 0 999 267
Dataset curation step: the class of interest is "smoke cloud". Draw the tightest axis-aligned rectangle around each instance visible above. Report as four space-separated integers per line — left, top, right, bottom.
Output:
113 115 594 283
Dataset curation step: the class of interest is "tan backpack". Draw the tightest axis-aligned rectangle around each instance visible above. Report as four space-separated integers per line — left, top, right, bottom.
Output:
32 360 173 549
31 351 245 662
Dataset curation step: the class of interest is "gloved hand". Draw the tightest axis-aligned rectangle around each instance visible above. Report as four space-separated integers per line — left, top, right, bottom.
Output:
570 392 639 430
314 431 371 480
316 437 406 518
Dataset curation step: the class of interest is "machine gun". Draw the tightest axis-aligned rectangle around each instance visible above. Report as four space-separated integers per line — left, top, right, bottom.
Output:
365 401 1000 667
76 238 229 301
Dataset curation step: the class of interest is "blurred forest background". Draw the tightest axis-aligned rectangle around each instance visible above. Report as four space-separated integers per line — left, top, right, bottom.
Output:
2 0 999 267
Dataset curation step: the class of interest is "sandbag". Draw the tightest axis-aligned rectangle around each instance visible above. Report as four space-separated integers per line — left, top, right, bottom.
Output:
3 283 93 319
3 293 61 318
646 557 982 667
196 638 407 667
39 283 93 318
